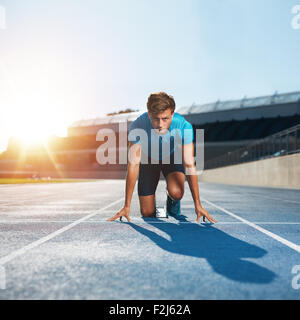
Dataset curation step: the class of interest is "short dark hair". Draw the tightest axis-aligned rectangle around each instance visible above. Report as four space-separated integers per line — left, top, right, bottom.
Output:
147 92 175 115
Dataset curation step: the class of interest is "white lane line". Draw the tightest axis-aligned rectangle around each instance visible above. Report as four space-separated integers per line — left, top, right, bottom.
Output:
250 194 300 205
222 185 300 205
0 197 124 266
202 198 300 254
2 220 300 225
0 203 114 208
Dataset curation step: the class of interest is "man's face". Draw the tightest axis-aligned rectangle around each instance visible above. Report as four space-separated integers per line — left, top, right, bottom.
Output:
148 108 174 135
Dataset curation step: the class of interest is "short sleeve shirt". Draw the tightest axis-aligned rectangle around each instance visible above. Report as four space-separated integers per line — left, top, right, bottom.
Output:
128 112 193 161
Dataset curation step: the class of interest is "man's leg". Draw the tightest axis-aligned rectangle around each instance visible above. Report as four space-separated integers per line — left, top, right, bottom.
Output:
165 171 185 201
138 160 160 217
161 156 186 216
164 171 185 216
139 194 156 217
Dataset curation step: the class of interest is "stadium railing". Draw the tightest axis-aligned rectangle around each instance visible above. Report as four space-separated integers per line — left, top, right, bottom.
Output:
205 123 300 169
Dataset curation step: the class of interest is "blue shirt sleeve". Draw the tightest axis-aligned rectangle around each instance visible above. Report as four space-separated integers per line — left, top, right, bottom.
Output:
128 119 141 144
182 121 194 145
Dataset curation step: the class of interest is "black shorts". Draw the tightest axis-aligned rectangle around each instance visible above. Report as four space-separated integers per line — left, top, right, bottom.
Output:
137 154 185 196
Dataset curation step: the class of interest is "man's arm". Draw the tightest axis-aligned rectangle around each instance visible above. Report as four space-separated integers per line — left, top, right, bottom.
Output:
124 142 141 208
107 142 141 222
183 142 217 223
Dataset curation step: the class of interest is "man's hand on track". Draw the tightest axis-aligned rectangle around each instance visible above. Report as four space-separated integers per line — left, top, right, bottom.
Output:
107 206 131 222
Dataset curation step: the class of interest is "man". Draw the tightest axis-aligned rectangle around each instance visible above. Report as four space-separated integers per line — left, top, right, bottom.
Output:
108 92 216 223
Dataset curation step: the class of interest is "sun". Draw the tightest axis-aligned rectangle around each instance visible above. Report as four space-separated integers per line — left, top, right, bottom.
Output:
14 126 51 148
6 98 68 149
1 55 72 151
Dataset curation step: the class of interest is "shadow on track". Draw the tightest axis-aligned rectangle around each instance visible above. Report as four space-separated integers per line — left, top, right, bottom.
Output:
128 215 276 284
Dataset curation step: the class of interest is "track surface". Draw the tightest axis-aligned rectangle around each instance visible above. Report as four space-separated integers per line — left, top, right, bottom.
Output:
0 180 300 299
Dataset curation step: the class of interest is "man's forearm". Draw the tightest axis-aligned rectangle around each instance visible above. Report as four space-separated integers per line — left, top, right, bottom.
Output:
185 165 202 208
124 163 140 208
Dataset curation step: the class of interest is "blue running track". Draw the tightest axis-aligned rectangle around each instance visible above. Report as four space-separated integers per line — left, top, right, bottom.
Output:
0 180 299 299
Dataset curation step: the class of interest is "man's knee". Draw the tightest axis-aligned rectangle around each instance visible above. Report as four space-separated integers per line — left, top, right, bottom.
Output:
140 208 155 217
167 187 184 201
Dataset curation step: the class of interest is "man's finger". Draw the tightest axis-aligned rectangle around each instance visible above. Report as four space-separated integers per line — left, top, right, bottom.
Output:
201 208 217 224
195 212 217 223
206 214 217 223
107 212 121 221
119 215 131 222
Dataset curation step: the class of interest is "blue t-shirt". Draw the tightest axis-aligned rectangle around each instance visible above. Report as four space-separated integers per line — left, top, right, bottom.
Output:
128 112 193 161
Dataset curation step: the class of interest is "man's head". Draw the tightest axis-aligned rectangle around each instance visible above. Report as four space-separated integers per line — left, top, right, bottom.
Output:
147 92 175 134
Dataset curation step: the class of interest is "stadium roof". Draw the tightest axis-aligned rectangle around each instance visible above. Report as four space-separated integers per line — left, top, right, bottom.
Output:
69 91 300 128
70 111 144 127
176 91 300 115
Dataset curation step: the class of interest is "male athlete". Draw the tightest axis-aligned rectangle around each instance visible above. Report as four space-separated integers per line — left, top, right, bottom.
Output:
108 92 216 223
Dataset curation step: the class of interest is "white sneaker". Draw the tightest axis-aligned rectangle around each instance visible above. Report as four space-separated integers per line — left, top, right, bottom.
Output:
155 206 168 218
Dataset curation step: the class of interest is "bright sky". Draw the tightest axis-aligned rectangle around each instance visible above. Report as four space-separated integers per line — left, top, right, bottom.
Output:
0 0 300 152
